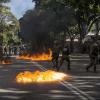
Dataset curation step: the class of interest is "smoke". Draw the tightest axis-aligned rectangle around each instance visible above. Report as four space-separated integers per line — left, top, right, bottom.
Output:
19 6 75 53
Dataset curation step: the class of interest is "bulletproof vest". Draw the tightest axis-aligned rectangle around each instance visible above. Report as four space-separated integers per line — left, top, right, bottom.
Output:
91 44 98 56
62 47 69 55
0 47 2 51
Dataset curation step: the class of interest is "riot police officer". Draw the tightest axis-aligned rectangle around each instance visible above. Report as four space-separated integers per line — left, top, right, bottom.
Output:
52 42 60 70
58 45 71 71
86 42 99 72
0 45 3 63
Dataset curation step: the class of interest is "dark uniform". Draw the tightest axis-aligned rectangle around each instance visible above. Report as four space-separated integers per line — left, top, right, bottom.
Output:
52 44 60 70
86 42 98 72
59 45 71 71
0 45 3 62
14 47 17 55
4 46 7 55
9 46 12 55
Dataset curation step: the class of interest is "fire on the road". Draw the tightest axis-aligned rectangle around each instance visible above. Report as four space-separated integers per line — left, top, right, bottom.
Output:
16 49 52 61
16 70 69 83
1 60 12 64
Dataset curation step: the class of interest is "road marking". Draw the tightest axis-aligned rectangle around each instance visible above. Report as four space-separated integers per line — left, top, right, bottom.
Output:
0 89 29 93
61 82 95 100
73 76 100 79
32 62 47 71
32 61 95 100
60 82 92 100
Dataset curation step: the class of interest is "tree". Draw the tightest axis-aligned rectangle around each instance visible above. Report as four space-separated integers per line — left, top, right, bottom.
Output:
0 4 20 46
33 0 100 40
32 0 100 53
0 0 10 3
19 3 77 53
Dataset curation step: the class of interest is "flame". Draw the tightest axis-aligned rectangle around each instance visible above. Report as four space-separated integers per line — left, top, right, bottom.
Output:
16 70 69 83
1 60 12 64
16 49 52 61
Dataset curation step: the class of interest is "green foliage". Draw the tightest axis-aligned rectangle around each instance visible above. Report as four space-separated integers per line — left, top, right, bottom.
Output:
0 0 10 3
33 0 100 38
0 5 20 45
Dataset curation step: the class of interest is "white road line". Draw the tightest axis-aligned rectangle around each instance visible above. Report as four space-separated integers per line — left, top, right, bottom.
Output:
60 82 89 100
73 76 100 79
61 82 95 100
32 61 95 100
33 62 46 71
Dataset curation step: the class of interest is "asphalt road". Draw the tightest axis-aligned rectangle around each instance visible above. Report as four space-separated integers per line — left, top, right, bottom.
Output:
0 54 100 100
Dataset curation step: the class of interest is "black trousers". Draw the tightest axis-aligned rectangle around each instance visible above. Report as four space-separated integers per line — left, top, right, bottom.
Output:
59 55 70 70
52 55 59 68
86 56 98 72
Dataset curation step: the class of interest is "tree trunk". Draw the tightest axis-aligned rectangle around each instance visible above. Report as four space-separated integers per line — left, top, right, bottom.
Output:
95 21 99 39
78 23 85 53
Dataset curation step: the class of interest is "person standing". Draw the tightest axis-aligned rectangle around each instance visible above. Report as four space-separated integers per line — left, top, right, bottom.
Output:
0 45 3 62
4 46 7 55
8 46 12 55
86 42 99 72
52 42 60 70
58 44 71 71
14 46 17 55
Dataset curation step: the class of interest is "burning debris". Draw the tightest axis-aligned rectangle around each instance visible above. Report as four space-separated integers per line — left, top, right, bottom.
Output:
1 60 12 64
16 49 52 61
0 57 12 65
16 70 69 83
